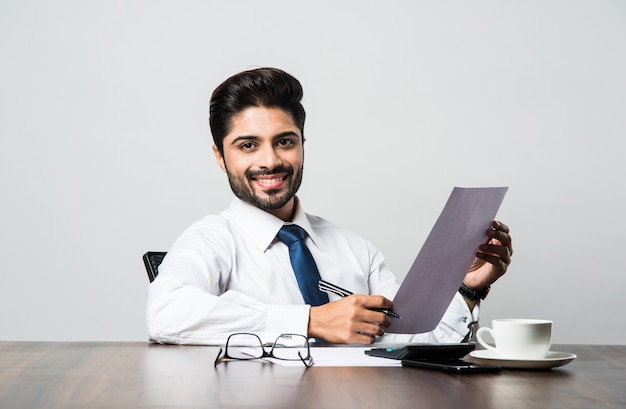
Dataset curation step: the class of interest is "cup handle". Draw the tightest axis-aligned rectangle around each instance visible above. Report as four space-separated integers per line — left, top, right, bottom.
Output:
476 327 498 352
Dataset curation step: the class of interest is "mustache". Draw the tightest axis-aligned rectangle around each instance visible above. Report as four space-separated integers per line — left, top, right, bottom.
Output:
246 165 294 178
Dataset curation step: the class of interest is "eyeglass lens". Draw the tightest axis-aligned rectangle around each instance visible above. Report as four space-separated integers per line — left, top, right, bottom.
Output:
225 333 264 359
270 334 310 361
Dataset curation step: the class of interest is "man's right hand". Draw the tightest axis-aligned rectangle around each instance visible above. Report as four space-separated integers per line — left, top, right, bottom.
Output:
307 295 394 344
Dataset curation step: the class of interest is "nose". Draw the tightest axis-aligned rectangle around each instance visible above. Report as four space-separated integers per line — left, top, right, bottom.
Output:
256 143 282 169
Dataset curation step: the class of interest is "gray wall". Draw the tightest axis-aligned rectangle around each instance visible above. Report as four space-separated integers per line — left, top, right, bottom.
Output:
1 1 624 344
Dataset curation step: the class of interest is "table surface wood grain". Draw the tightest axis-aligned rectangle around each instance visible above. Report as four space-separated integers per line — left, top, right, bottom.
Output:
1 342 625 409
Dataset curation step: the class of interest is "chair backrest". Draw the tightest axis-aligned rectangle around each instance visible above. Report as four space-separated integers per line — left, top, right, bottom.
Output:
142 251 167 282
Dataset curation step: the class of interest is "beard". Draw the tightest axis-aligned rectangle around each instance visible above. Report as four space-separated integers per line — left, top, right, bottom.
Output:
225 164 303 211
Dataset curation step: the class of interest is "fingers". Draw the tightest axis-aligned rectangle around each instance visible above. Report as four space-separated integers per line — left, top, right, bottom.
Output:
486 220 513 256
355 295 393 328
362 294 394 312
492 220 509 233
476 241 510 275
362 309 392 329
348 311 390 344
478 243 511 265
308 295 396 344
472 221 513 278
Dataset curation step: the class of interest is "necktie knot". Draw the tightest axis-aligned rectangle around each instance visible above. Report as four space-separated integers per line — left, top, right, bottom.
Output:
277 224 306 247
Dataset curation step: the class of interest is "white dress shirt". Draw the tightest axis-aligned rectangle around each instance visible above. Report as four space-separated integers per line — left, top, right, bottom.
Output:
146 196 479 345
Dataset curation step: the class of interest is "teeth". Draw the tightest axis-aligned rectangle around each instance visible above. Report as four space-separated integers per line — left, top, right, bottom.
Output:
257 178 282 185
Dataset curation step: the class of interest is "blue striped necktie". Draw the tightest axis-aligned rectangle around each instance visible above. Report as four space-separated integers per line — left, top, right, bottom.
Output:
277 224 329 306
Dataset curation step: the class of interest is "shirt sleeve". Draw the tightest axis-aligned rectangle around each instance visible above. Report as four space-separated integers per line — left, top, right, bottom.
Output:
146 220 310 345
374 293 479 345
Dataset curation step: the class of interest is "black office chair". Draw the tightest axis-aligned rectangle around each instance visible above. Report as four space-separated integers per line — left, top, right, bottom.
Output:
143 251 167 282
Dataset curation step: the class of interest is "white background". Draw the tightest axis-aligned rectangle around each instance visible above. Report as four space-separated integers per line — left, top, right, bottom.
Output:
1 1 625 344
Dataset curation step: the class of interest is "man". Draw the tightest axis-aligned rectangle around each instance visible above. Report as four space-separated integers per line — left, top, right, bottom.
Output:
146 67 512 345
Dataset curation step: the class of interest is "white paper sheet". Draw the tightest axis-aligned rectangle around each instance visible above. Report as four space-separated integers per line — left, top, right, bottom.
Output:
263 346 401 367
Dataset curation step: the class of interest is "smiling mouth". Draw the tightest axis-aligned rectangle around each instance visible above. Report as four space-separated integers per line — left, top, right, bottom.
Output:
252 173 288 189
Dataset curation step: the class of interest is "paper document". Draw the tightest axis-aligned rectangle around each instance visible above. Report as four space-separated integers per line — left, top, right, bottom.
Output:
387 187 508 334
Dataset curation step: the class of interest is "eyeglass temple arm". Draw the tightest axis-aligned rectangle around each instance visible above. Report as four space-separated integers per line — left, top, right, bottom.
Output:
214 347 224 367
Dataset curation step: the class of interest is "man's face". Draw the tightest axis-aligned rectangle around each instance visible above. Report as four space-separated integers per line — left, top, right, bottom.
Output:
213 106 304 220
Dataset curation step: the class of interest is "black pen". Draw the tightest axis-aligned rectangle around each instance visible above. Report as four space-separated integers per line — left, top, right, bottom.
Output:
318 280 401 319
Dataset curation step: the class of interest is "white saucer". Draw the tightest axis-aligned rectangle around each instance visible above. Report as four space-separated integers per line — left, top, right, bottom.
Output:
469 350 577 369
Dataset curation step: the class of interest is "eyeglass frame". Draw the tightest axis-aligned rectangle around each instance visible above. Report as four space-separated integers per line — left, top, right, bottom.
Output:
214 333 314 368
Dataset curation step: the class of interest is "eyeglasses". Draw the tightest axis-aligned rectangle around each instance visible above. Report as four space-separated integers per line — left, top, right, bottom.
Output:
214 333 314 368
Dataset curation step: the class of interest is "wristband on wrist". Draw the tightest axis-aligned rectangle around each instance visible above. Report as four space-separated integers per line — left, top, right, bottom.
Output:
458 283 490 301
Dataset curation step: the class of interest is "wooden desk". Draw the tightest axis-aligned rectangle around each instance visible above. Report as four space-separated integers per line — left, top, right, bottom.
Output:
1 342 624 409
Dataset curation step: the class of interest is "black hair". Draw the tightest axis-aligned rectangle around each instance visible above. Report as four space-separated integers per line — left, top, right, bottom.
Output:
209 67 306 154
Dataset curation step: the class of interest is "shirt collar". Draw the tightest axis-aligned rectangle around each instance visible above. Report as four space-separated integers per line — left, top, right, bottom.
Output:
226 196 320 252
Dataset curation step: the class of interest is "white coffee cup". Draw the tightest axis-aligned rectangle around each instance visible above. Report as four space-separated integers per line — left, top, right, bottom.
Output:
476 319 552 359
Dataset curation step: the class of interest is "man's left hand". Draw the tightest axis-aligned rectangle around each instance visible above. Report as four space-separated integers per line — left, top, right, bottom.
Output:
463 220 513 292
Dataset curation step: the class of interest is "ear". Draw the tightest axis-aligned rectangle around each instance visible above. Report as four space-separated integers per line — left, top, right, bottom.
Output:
212 144 227 173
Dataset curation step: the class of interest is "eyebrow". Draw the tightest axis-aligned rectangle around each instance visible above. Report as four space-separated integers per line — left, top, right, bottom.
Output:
230 135 260 146
229 131 301 146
